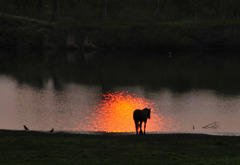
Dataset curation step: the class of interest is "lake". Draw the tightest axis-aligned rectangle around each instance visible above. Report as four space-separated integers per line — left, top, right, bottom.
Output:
0 50 240 135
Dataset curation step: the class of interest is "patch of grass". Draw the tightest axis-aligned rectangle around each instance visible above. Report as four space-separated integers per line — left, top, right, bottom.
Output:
0 130 240 165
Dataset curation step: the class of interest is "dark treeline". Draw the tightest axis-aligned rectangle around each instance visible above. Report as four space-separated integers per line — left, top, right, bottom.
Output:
1 0 240 51
0 0 240 22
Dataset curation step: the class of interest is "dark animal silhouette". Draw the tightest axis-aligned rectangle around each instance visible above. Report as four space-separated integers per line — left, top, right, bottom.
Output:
49 128 54 133
23 125 29 131
133 108 151 135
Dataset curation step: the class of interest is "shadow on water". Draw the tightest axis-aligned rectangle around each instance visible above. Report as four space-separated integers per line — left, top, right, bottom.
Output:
1 49 240 95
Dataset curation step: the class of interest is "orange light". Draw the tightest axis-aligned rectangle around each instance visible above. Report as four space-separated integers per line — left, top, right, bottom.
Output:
90 91 161 133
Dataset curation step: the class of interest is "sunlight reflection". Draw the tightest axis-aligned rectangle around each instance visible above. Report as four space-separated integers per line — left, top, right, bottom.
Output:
90 91 164 133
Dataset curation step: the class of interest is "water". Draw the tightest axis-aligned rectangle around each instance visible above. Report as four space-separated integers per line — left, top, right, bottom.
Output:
1 50 240 135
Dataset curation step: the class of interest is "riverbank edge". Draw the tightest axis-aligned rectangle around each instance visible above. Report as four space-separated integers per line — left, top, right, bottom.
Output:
0 129 239 137
1 13 240 52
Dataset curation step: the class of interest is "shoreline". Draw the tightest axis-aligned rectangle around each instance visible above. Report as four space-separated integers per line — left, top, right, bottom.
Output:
1 129 240 137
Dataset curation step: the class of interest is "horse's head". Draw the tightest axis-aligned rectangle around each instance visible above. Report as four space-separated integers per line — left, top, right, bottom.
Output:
143 108 151 119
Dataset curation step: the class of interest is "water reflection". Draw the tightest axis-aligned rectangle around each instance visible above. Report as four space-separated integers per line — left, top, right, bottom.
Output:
2 50 240 95
1 75 240 134
91 91 160 132
1 51 240 134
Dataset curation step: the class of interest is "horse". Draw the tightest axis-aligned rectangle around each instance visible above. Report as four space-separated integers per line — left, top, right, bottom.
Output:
133 108 151 135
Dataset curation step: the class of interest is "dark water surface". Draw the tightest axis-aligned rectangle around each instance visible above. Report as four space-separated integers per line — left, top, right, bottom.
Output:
1 50 240 135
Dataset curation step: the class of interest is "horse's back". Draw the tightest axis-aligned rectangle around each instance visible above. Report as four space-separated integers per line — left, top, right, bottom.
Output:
133 109 146 122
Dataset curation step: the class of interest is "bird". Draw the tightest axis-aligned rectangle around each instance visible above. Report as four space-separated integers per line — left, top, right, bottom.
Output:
168 52 172 58
23 125 29 131
49 128 54 133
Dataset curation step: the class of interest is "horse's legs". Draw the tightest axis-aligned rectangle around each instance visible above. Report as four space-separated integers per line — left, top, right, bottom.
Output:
135 121 139 135
139 122 143 135
144 121 147 134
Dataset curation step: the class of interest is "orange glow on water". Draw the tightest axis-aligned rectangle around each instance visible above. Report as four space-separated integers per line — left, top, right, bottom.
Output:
91 91 161 133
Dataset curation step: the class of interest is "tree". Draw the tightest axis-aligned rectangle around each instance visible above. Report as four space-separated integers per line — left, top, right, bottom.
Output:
231 0 240 20
219 0 227 20
100 0 107 20
37 0 42 19
0 0 7 12
194 0 199 22
20 0 28 16
52 0 60 21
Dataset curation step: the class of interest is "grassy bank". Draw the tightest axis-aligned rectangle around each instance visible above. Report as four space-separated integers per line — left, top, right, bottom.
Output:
1 13 240 51
0 13 56 49
0 130 240 164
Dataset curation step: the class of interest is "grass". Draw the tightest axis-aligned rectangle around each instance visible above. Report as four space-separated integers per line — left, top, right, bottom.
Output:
0 130 240 165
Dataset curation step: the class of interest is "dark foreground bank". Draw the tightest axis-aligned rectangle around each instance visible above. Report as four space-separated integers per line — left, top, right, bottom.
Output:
0 130 240 165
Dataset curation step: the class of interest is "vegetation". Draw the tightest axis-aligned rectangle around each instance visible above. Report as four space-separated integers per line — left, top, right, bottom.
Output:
0 13 57 49
0 130 240 165
1 0 240 22
1 0 240 50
